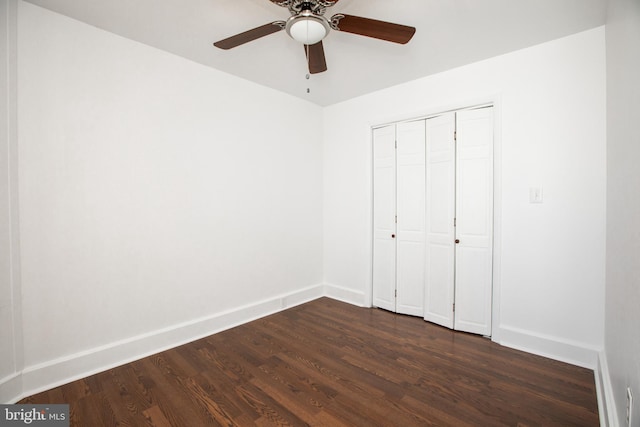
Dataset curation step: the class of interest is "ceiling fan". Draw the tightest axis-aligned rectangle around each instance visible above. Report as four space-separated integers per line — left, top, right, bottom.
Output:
213 0 416 74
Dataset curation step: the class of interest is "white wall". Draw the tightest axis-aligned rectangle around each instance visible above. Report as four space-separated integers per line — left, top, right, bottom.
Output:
605 0 640 424
12 1 324 397
323 27 606 368
0 0 13 382
0 0 23 404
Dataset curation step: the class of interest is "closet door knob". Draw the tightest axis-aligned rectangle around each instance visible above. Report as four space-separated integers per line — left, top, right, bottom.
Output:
391 234 396 238
455 239 460 244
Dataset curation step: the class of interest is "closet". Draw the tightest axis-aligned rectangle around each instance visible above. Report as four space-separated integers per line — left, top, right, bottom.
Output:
372 106 494 336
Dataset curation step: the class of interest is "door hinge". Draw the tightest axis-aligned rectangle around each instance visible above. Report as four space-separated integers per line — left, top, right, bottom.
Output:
453 302 455 312
454 130 457 141
454 217 456 227
395 289 397 298
395 139 398 149
395 215 398 224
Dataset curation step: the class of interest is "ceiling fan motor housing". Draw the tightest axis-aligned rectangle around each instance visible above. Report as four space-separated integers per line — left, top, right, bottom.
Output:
270 0 339 16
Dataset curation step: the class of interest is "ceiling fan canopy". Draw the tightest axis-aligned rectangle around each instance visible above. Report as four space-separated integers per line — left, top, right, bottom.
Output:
213 0 416 74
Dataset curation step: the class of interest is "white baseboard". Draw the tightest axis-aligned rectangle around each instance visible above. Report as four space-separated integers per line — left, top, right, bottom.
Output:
323 283 367 307
14 284 324 402
595 350 619 427
0 373 22 404
495 325 600 369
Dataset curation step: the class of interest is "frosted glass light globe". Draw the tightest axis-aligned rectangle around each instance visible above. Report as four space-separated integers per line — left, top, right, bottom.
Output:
286 13 330 45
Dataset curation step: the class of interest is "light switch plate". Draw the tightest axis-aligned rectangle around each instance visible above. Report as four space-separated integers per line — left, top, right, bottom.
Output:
529 187 543 204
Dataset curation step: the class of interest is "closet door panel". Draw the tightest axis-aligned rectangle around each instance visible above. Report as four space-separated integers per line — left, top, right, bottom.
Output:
454 107 494 336
396 121 426 316
372 125 397 311
424 114 456 328
455 246 492 333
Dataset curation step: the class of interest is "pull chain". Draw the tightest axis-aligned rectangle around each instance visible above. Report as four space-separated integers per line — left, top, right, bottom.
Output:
305 42 311 93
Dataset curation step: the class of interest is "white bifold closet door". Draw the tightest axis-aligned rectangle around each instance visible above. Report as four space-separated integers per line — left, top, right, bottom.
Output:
423 114 456 328
372 120 426 316
372 125 397 312
424 107 494 336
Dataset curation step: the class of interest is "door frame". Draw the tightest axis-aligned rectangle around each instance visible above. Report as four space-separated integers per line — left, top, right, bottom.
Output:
367 97 503 342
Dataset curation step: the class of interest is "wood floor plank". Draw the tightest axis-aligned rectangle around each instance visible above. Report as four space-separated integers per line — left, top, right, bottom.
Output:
142 405 173 427
19 297 599 426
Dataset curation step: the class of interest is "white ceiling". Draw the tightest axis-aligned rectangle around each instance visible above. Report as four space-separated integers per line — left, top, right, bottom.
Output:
24 0 607 106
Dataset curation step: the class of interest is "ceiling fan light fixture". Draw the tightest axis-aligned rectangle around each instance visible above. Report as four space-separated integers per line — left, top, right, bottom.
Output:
286 11 330 45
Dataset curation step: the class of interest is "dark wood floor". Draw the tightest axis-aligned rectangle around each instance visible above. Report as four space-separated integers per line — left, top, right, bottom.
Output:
21 297 599 426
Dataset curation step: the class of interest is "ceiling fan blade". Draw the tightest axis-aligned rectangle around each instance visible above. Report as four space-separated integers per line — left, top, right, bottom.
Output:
305 41 327 74
214 21 285 50
331 14 415 44
268 0 290 7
